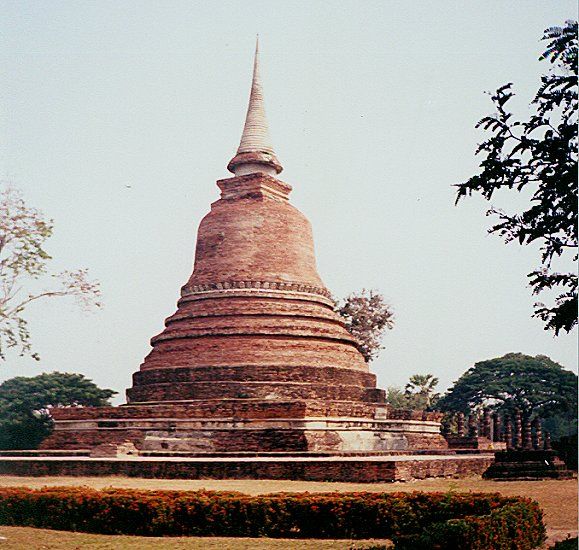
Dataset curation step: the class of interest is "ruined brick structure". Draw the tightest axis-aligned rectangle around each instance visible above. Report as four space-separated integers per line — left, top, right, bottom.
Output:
42 40 446 454
0 454 493 482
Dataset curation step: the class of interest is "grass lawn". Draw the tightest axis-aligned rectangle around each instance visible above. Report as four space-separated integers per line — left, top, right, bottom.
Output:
0 475 575 549
0 528 392 549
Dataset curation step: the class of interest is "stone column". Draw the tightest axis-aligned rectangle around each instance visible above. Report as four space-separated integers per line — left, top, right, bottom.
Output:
514 410 522 449
457 412 466 437
483 408 492 439
531 417 542 450
505 417 513 450
441 415 451 437
522 415 533 450
468 414 479 438
492 413 502 442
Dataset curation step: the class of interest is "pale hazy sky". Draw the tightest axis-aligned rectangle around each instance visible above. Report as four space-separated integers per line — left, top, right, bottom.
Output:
1 1 576 403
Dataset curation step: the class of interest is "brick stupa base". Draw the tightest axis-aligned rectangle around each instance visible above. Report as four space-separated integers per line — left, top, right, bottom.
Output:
41 401 446 454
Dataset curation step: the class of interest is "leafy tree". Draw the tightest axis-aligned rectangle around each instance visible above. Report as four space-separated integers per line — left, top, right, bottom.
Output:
385 386 413 408
336 289 394 362
437 353 578 425
404 374 440 409
543 414 578 442
455 21 578 335
0 186 102 360
385 374 440 410
0 372 116 449
385 386 426 410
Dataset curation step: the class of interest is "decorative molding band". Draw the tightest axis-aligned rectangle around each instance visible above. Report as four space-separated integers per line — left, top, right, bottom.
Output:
181 281 332 299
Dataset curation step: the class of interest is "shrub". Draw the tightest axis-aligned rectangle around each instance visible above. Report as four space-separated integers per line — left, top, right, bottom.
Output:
0 488 545 548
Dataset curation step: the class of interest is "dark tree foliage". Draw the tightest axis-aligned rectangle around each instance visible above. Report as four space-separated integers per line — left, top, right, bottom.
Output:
336 289 394 362
437 353 578 422
550 537 579 550
456 21 578 335
0 372 116 449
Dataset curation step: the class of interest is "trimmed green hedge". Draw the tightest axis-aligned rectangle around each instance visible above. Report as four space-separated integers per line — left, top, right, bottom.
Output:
0 487 545 549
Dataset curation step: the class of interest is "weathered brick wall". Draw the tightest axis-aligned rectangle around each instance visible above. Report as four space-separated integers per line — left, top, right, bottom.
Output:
129 364 380 404
388 410 443 422
42 428 309 453
172 296 338 320
48 401 439 423
189 173 324 288
43 398 445 453
128 381 383 403
132 365 376 387
48 401 311 421
141 335 367 371
0 455 494 482
41 430 145 450
394 456 495 481
404 433 449 450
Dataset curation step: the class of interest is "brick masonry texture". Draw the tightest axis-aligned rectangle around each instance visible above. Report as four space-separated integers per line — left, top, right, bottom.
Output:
132 365 377 386
189 174 324 288
43 173 449 456
127 380 384 402
42 431 448 454
47 402 443 422
0 456 494 482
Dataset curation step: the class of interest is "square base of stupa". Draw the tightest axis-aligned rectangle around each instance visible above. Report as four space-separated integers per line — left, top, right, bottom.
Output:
25 402 494 482
40 401 448 454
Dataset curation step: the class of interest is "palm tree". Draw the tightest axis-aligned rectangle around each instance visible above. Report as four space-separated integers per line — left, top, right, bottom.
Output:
405 374 440 408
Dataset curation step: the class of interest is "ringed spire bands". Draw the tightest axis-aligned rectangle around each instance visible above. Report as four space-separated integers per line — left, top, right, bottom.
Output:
228 38 283 176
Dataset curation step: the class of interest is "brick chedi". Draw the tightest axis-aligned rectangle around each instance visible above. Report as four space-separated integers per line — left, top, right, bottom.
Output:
42 40 445 454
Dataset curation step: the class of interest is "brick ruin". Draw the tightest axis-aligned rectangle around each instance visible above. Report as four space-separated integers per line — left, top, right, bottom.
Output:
441 409 575 479
442 408 558 453
41 40 447 456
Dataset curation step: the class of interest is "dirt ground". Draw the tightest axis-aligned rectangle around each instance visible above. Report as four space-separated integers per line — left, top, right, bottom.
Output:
0 475 575 549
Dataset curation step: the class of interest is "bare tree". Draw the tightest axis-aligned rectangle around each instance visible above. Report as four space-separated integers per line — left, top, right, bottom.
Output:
0 186 101 360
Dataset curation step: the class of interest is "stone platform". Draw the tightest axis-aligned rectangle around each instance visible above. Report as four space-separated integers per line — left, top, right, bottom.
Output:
0 453 494 483
483 450 575 481
41 402 447 454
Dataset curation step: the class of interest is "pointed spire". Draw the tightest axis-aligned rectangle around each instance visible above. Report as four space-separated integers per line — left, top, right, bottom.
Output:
227 37 282 176
237 37 274 155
